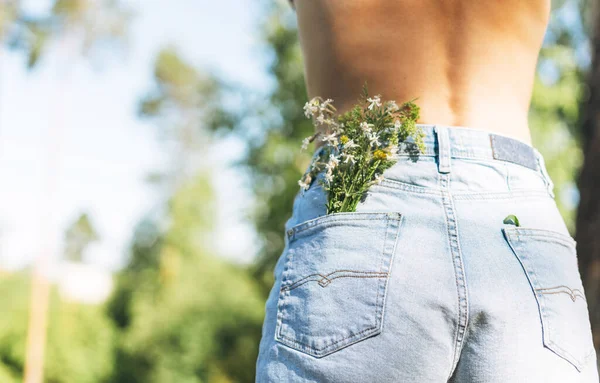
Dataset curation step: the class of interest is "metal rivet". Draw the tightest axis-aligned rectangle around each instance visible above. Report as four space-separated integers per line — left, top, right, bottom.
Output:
287 229 294 237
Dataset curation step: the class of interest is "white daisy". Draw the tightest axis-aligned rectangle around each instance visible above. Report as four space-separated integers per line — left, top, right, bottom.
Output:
298 174 312 190
319 98 334 112
301 136 311 150
368 131 381 147
321 133 338 145
325 159 338 173
367 95 382 110
303 98 320 118
394 119 402 131
328 153 340 167
323 118 338 127
324 168 334 183
342 152 356 164
331 121 344 134
360 121 374 135
343 139 359 149
386 101 399 112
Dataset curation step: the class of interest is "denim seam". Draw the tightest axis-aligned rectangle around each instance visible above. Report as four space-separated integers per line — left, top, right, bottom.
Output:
440 177 461 380
276 326 380 357
275 243 294 346
290 213 396 238
505 227 576 247
373 214 389 336
505 162 511 192
394 153 546 173
510 234 575 248
452 190 551 200
441 175 470 380
380 214 402 338
546 338 596 369
291 216 385 235
535 150 556 199
376 178 443 195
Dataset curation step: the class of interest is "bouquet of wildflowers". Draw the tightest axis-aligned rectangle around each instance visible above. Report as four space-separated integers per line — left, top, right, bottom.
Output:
299 82 425 214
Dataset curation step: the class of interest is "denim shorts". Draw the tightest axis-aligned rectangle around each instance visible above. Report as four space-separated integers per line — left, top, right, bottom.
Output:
255 124 599 382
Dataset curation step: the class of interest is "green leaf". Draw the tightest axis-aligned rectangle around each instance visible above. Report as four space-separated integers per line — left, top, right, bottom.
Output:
503 214 520 227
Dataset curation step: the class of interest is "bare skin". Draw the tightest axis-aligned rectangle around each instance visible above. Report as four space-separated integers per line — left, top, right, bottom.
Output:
292 0 551 150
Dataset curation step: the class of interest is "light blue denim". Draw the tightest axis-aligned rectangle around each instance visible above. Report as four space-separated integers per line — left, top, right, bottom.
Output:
256 124 599 382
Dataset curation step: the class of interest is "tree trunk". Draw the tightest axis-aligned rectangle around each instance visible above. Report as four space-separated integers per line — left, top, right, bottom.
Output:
23 271 50 383
576 0 600 363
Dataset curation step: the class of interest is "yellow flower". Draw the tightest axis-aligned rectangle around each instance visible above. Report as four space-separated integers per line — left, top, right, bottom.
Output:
373 149 387 160
340 135 349 144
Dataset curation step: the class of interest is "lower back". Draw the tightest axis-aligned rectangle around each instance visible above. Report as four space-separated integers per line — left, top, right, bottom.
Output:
294 0 551 147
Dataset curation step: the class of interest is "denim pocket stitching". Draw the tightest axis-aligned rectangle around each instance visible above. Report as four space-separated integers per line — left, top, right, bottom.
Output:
275 212 403 357
276 324 380 356
281 270 389 291
289 212 402 239
377 178 443 195
453 190 552 200
535 285 586 302
507 227 576 248
502 227 595 371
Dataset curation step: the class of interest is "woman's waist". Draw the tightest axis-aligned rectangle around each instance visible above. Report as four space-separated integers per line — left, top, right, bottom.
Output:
306 124 553 198
314 112 532 151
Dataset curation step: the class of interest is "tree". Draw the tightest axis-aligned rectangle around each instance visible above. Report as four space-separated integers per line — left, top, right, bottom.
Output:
0 271 117 383
1 2 131 382
106 47 265 382
63 213 99 263
576 0 600 359
1 0 130 68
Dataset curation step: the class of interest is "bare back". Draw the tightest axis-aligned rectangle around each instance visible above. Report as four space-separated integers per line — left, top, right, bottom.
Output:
292 0 551 148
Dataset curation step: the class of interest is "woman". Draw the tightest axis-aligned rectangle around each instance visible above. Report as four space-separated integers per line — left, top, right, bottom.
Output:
256 0 599 382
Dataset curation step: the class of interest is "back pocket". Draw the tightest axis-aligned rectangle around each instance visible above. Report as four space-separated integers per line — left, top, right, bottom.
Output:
275 211 403 358
502 227 596 371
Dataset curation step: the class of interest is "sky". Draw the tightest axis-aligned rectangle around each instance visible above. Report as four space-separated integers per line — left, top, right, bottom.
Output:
0 0 274 273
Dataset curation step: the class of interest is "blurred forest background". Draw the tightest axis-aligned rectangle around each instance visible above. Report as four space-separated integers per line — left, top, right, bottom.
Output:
1 0 600 382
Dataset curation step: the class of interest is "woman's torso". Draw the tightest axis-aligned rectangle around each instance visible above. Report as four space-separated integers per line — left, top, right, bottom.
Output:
293 0 551 148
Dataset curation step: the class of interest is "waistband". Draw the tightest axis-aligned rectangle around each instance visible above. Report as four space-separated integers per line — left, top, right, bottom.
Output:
308 124 554 196
312 124 543 171
395 124 540 169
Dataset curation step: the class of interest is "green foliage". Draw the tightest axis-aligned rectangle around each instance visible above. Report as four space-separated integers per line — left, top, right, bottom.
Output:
63 213 99 263
0 272 29 382
44 297 116 383
0 2 18 40
107 174 264 383
1 0 130 68
0 1 591 382
139 47 219 117
0 272 116 383
529 1 590 233
107 46 265 382
235 2 317 288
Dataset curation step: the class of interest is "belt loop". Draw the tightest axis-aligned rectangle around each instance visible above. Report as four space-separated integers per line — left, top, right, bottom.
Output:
434 125 452 174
